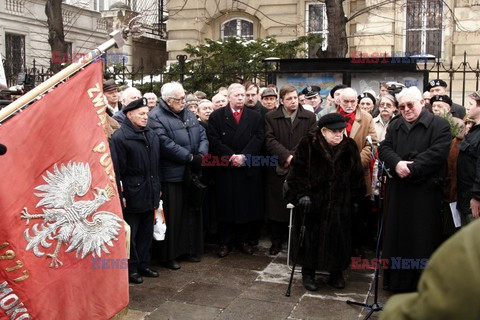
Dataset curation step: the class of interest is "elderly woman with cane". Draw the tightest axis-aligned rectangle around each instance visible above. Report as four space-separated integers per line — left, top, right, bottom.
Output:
286 113 366 291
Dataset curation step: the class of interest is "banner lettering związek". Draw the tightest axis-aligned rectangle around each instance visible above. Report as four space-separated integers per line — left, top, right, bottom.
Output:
0 62 128 319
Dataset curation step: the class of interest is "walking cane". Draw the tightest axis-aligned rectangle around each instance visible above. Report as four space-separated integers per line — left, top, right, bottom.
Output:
285 206 307 297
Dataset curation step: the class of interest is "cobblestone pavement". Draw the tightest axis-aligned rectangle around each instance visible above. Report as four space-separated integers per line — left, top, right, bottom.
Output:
120 239 392 320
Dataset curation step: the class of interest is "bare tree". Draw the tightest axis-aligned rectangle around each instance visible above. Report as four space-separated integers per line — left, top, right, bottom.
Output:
317 0 397 58
46 0 67 73
316 0 348 58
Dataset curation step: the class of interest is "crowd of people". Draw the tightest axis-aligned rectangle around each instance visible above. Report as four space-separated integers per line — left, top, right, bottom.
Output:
99 76 480 306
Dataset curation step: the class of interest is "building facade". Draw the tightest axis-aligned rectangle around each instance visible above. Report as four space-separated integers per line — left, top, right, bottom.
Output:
165 0 480 99
0 0 166 86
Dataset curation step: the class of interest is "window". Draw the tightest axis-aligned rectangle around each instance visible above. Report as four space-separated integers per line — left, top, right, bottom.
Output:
405 0 443 58
306 2 328 57
221 19 254 40
93 0 106 11
5 33 25 82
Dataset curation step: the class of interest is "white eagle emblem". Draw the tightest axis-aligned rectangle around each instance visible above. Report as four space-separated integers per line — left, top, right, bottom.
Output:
21 162 122 268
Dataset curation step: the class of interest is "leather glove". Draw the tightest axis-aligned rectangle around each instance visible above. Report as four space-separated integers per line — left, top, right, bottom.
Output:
298 196 312 215
191 154 203 170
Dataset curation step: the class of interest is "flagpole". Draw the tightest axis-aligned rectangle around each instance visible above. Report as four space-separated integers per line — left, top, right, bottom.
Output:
0 16 143 123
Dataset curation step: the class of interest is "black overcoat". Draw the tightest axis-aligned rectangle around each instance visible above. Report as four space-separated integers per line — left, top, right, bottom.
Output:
378 109 451 290
207 105 264 224
264 105 317 222
286 132 366 271
111 118 161 214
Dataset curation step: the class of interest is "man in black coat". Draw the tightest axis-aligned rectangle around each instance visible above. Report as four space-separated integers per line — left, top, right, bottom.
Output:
379 86 451 292
111 98 162 284
264 84 317 255
457 90 480 225
208 83 265 257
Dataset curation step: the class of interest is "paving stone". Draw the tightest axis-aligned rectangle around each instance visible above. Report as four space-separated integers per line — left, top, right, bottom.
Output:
120 309 147 320
240 281 303 305
217 298 292 320
289 294 362 320
172 282 244 308
215 251 274 271
197 264 259 288
146 301 222 320
128 284 178 312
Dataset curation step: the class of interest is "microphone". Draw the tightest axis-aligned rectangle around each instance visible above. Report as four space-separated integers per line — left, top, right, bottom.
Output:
0 143 7 155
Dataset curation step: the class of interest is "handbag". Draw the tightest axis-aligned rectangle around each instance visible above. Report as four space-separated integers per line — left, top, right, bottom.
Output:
153 200 167 241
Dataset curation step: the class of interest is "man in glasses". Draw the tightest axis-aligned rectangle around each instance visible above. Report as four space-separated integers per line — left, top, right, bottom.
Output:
379 86 451 293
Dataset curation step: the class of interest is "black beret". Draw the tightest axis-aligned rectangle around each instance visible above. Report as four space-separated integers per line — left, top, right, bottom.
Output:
430 94 452 106
317 113 348 130
425 79 447 91
330 84 348 98
103 79 118 92
357 92 376 106
122 97 148 113
301 85 321 98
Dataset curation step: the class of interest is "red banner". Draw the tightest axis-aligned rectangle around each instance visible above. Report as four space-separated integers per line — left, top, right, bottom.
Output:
0 62 128 319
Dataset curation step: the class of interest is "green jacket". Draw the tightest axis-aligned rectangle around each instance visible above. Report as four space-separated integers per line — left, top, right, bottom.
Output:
380 219 480 320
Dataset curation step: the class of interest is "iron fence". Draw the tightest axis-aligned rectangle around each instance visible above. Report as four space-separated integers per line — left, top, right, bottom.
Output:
2 52 480 104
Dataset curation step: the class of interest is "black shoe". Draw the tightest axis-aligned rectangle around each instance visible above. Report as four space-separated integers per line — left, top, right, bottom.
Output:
328 271 345 289
269 243 282 255
139 268 159 278
302 275 318 291
238 243 253 255
129 273 143 284
162 260 181 270
180 254 201 262
218 245 232 258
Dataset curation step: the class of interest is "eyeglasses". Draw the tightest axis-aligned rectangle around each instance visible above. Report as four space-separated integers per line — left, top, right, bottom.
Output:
398 102 416 110
169 96 185 102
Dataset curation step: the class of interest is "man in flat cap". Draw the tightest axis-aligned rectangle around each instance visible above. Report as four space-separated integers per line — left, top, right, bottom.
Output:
457 90 480 226
103 79 121 114
426 79 466 119
301 85 322 114
111 97 162 284
260 88 278 111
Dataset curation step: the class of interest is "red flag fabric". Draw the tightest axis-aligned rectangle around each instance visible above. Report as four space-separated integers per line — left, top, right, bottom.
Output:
0 62 128 319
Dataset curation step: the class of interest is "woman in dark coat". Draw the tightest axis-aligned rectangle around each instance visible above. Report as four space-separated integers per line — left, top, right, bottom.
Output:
286 113 366 291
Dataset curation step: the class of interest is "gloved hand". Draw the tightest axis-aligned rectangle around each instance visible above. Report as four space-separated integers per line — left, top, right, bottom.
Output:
191 154 203 170
298 196 312 214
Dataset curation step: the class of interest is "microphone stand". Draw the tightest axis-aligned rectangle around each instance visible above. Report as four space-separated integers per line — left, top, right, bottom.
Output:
346 143 389 319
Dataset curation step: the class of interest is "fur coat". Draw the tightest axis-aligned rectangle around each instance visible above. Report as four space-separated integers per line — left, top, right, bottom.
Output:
286 130 366 270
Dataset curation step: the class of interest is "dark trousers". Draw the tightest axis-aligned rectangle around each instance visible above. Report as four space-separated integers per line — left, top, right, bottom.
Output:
269 220 288 245
218 221 256 246
124 210 154 274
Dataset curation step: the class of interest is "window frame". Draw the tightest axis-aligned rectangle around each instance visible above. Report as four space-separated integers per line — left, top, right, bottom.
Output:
404 0 443 59
221 18 254 41
305 1 328 55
